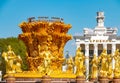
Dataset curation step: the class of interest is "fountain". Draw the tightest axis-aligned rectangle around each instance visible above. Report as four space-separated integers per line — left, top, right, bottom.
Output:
2 16 120 83
2 17 81 83
18 17 72 75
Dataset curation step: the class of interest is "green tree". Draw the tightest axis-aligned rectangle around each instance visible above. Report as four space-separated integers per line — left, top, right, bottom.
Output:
0 37 28 75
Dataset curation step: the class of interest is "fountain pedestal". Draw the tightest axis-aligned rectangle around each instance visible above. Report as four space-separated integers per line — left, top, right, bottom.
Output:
5 75 15 83
41 75 51 83
90 78 97 83
113 78 120 83
76 76 85 83
99 77 109 83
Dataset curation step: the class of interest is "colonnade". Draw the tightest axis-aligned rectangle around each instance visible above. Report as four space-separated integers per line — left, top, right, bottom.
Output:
76 43 117 80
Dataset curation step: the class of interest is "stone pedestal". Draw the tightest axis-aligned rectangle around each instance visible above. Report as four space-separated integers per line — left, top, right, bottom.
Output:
113 78 120 83
6 75 15 83
99 77 109 83
90 78 97 83
76 76 85 83
41 75 51 83
108 78 113 83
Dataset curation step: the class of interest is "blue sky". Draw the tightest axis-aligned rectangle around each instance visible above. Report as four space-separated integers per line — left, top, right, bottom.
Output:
0 0 120 56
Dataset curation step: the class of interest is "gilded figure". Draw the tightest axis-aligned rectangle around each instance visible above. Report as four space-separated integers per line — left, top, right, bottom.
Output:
66 56 74 73
90 54 98 79
2 45 22 73
98 49 108 77
75 47 85 76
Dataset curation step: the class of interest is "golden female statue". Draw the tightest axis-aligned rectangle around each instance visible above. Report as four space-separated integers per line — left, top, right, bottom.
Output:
107 54 113 79
66 56 74 73
15 55 22 73
75 47 85 76
90 54 98 79
114 49 120 78
98 49 108 77
41 45 53 75
2 45 22 73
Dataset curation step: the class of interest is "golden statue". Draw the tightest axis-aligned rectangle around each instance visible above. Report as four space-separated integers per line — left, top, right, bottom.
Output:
75 47 85 76
98 49 108 77
2 45 22 73
66 56 74 73
90 54 98 79
38 45 54 75
107 54 113 79
114 49 120 78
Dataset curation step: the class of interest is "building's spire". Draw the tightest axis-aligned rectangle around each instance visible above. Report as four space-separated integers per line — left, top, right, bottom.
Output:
96 12 105 27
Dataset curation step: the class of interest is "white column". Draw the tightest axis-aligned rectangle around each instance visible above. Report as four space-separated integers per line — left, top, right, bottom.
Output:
85 44 89 57
112 44 116 55
112 43 116 69
94 44 98 56
103 44 107 54
85 44 89 80
103 44 107 50
76 43 80 49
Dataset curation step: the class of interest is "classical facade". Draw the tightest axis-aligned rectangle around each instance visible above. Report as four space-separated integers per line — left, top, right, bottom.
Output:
73 11 120 78
74 12 120 56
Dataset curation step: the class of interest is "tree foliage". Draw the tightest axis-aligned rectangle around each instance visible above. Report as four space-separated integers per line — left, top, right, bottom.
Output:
0 37 28 74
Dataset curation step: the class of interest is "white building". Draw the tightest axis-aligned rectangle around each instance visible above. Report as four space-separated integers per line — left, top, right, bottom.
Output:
73 11 120 78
